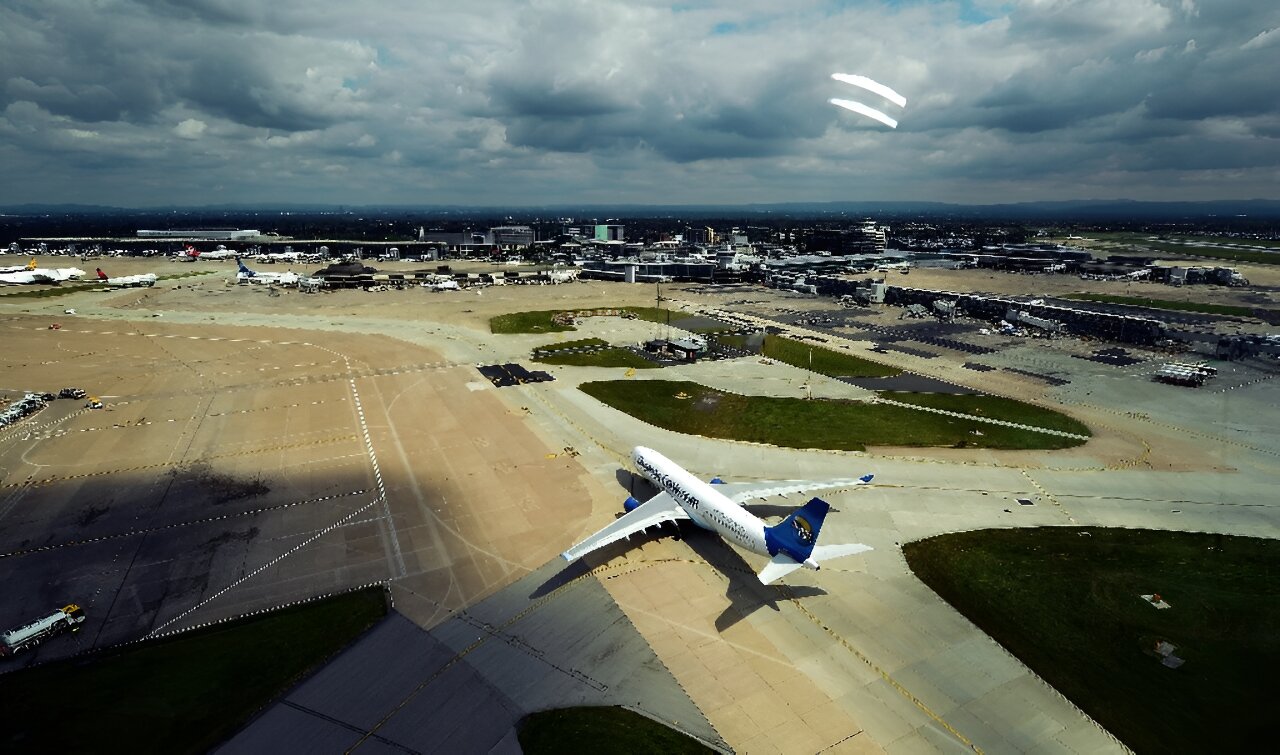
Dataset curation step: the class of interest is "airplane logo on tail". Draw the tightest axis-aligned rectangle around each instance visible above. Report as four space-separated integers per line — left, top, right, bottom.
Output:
793 515 815 544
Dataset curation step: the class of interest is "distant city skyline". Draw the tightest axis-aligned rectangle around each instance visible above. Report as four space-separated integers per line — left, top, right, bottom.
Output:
1 1 1277 207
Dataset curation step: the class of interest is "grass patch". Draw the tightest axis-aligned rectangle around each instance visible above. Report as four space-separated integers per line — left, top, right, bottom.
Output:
531 336 659 368
717 334 748 349
519 706 714 755
0 284 94 299
904 528 1277 753
158 270 221 281
491 309 577 334
491 306 674 335
532 337 609 352
763 335 899 378
1081 234 1280 265
535 348 659 369
0 587 387 754
879 392 1091 436
580 380 1085 450
1061 293 1268 319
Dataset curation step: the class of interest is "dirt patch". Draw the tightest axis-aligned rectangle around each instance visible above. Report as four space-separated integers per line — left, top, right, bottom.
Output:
167 461 270 504
692 392 722 412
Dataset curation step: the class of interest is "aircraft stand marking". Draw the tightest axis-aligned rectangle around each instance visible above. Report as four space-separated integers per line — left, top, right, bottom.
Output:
0 434 360 489
0 489 368 560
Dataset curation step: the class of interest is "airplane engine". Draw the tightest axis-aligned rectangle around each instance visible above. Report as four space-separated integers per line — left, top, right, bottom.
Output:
623 496 642 512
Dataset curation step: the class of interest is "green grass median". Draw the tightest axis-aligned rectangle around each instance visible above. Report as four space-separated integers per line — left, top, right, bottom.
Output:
904 528 1277 753
762 335 900 378
879 392 1091 436
519 706 714 754
536 348 659 369
492 306 677 334
580 380 1086 450
0 587 388 754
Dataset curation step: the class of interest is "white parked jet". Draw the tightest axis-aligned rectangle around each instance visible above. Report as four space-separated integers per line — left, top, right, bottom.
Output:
421 275 460 291
199 245 238 261
235 258 299 286
0 260 85 284
0 258 38 274
562 446 873 584
545 268 580 284
96 268 157 288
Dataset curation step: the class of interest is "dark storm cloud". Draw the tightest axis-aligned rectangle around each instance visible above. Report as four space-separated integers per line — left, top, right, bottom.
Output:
180 49 349 132
149 0 264 27
0 0 1276 205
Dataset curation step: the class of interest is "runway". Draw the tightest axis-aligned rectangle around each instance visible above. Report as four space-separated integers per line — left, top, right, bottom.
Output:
1 265 1275 752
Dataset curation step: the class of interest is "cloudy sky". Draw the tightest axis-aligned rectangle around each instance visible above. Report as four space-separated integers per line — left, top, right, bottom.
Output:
1 0 1277 207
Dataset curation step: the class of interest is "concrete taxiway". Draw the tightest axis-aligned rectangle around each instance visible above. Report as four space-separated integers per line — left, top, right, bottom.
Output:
1 261 1275 752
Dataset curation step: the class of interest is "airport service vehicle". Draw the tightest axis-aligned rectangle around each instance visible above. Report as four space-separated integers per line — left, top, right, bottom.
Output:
562 446 873 584
95 268 157 287
235 258 299 286
59 387 87 399
1 604 86 657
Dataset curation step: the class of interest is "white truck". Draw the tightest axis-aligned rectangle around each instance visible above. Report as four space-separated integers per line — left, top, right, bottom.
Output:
1 604 86 657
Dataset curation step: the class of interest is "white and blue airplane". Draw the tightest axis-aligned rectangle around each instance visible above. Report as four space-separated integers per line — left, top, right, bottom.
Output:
235 258 299 286
562 446 874 584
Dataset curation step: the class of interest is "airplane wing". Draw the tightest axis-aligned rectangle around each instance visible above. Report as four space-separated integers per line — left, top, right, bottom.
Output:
716 474 874 505
811 543 874 561
561 492 688 563
757 543 873 584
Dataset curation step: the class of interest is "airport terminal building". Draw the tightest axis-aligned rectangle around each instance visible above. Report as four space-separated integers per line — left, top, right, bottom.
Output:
137 229 261 240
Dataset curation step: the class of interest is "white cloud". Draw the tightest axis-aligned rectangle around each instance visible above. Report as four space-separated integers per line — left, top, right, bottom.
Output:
174 118 207 139
1241 27 1278 50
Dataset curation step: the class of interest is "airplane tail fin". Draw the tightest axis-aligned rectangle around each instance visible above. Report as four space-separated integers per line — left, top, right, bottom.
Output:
27 258 37 270
236 258 252 274
764 497 830 565
96 268 108 280
759 497 871 584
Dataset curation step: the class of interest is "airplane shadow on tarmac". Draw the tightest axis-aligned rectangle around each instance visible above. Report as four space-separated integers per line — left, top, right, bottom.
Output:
530 467 827 628
677 528 826 633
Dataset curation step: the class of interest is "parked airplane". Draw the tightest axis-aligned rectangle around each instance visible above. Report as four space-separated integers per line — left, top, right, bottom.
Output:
0 261 86 284
545 268 580 284
0 258 38 274
235 258 299 286
200 246 238 260
95 268 157 288
562 446 873 584
421 275 459 291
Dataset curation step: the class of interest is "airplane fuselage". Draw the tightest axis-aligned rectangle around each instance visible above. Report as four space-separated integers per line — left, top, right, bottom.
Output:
632 446 767 554
562 445 871 583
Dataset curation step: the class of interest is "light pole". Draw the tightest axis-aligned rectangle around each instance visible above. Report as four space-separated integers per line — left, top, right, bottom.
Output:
807 347 813 400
